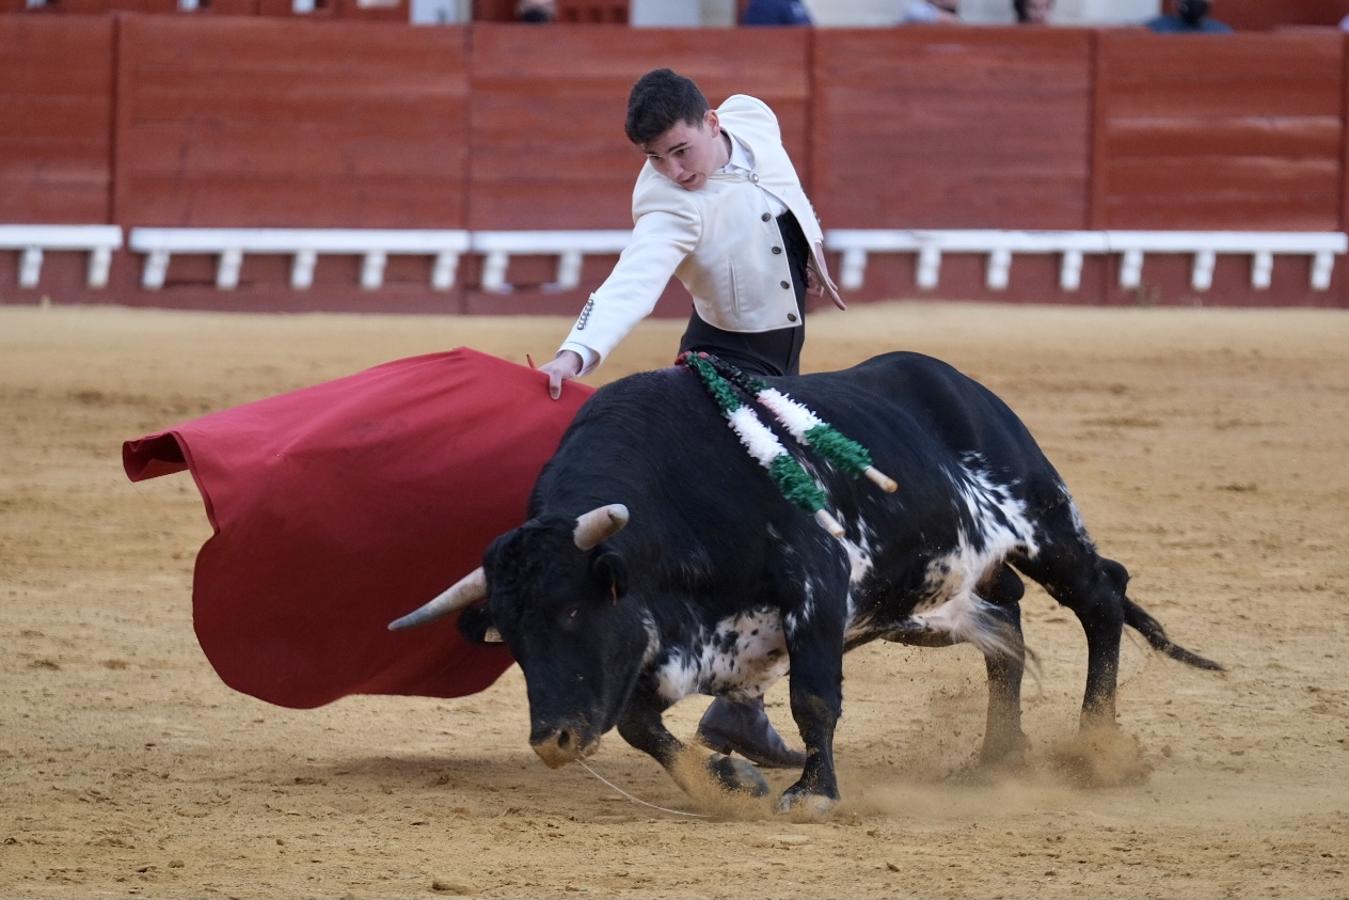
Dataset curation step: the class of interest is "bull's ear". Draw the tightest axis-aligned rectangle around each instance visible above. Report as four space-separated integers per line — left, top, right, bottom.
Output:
590 549 628 602
456 604 502 643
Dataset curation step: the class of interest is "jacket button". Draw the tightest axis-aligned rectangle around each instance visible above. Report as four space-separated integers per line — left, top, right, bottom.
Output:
771 246 782 255
787 313 798 322
761 212 771 222
780 280 790 289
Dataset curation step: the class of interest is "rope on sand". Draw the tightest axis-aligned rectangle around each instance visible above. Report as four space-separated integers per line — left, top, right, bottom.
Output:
576 759 710 819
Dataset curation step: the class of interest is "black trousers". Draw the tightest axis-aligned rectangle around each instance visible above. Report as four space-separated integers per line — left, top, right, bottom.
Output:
678 210 809 378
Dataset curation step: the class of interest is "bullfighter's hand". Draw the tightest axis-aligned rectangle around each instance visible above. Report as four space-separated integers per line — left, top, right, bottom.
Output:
539 350 582 400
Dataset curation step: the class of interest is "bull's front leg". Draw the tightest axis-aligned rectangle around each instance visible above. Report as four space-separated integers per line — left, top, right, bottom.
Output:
779 607 846 815
616 686 769 799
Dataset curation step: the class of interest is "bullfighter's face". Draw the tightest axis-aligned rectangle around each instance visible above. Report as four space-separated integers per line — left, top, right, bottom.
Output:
641 109 730 192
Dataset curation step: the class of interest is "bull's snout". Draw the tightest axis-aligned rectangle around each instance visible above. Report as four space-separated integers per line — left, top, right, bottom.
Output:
530 724 599 769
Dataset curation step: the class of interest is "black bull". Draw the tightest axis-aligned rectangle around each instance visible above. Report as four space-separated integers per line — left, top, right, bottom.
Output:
391 351 1221 814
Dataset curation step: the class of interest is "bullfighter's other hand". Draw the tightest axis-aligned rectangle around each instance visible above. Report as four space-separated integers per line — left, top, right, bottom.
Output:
539 350 582 400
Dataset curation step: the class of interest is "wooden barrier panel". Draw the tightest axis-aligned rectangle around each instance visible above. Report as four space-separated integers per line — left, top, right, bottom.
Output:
1341 31 1348 310
468 23 810 230
556 0 627 23
114 15 470 229
471 0 513 20
0 16 115 302
1208 0 1349 31
0 16 114 223
1094 31 1343 232
812 27 1094 233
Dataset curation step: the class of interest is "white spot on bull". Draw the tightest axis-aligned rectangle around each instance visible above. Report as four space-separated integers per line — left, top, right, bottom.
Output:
839 515 876 642
841 517 875 586
654 609 790 704
640 615 661 668
1058 481 1094 549
909 456 1039 659
654 653 701 704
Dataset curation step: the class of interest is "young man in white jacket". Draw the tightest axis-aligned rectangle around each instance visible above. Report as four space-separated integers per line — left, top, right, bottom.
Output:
537 68 845 769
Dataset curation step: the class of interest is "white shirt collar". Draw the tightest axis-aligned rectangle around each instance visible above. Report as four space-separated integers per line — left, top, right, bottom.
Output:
719 129 754 175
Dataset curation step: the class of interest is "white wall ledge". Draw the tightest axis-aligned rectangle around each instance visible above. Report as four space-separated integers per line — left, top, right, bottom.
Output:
0 225 123 289
127 228 472 291
5 226 1346 296
825 229 1348 293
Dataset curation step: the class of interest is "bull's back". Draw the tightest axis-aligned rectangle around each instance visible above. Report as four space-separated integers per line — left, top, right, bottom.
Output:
794 352 1052 482
545 353 1061 526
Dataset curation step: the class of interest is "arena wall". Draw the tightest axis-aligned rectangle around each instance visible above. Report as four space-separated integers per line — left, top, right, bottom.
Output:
0 15 1345 311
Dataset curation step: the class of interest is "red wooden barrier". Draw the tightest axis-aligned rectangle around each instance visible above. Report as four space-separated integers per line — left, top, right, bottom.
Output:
110 14 469 311
1094 31 1343 232
0 16 114 223
1206 0 1349 30
1093 31 1345 306
812 27 1094 231
812 26 1097 304
556 0 626 23
0 16 115 301
115 15 469 228
471 0 512 20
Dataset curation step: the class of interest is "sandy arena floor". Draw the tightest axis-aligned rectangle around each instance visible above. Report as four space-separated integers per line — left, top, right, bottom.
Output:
1 301 1347 899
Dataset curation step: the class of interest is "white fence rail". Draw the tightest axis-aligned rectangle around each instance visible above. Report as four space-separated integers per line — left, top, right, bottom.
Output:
4 226 1346 296
127 228 472 291
0 225 123 289
825 229 1347 293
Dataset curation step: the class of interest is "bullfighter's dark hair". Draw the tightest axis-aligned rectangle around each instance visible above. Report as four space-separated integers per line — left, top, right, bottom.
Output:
624 68 711 146
1013 0 1029 22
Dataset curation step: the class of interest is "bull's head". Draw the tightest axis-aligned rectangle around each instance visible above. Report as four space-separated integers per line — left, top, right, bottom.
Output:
390 505 649 769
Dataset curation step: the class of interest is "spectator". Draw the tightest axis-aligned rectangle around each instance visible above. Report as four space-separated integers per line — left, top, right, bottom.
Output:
742 0 813 25
899 0 961 25
1014 0 1053 25
516 0 556 22
1146 0 1232 33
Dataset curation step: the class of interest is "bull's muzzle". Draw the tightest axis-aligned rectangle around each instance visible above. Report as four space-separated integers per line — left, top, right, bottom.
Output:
530 725 600 769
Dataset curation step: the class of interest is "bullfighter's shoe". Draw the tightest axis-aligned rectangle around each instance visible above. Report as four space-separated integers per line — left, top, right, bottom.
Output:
697 696 807 769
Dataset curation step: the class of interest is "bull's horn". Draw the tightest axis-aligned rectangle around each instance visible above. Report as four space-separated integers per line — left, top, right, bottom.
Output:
573 504 630 550
387 567 487 631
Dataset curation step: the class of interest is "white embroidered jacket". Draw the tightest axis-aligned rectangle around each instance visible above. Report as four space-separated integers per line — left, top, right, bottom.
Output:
559 93 844 373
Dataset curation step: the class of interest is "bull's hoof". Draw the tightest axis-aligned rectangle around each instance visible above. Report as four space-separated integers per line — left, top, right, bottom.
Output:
978 732 1030 768
776 786 838 818
1050 726 1151 788
707 753 770 797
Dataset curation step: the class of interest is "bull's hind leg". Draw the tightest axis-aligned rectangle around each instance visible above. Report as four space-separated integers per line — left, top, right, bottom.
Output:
1015 527 1126 729
977 564 1029 764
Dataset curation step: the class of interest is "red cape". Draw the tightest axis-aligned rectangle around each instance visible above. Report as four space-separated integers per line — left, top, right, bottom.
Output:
123 348 593 709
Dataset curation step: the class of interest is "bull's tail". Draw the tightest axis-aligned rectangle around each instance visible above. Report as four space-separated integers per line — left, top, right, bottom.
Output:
1123 598 1224 672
